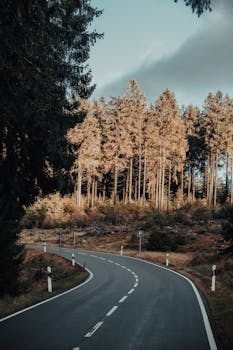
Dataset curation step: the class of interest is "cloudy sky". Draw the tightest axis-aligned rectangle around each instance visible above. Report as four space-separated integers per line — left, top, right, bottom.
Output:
89 0 233 107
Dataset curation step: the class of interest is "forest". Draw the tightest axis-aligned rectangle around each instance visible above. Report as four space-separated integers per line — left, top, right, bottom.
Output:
67 80 233 210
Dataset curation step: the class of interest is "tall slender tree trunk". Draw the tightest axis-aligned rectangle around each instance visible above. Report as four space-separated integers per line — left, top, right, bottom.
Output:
180 163 184 205
192 165 195 203
91 179 95 208
138 144 142 204
167 161 171 211
125 169 129 204
213 152 218 207
114 165 118 205
155 168 160 209
158 156 162 211
77 165 82 208
210 154 214 206
129 158 133 202
188 164 191 203
142 151 147 206
94 180 98 203
161 156 165 211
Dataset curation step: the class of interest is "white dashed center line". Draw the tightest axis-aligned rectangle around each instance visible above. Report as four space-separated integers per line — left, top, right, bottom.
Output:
75 252 140 347
119 295 128 303
106 305 118 317
84 321 104 338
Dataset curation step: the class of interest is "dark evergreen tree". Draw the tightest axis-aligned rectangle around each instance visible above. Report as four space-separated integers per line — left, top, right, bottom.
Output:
174 0 211 16
0 0 102 295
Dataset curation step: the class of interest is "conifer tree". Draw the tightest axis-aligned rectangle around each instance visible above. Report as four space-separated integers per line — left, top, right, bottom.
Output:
0 0 102 294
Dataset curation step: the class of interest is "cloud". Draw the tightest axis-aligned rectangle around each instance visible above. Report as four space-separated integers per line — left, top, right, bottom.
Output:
94 0 233 106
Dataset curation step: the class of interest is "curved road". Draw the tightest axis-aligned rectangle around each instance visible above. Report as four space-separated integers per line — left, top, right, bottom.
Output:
0 246 218 350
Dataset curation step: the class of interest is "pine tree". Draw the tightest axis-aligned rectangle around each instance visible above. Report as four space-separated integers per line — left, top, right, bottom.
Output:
0 0 102 295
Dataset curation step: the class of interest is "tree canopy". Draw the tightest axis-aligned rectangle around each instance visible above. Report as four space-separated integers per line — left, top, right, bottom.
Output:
0 0 102 295
175 0 212 16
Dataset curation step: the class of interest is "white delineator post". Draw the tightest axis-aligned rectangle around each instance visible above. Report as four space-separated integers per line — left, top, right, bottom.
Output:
166 253 169 267
120 246 124 256
47 266 52 293
72 253 75 266
43 242 47 253
211 265 216 292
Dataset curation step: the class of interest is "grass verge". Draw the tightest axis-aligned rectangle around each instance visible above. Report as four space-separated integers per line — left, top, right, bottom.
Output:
0 249 88 319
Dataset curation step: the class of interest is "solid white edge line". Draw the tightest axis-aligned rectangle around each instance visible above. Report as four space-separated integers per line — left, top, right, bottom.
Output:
84 321 104 338
0 264 93 324
119 296 128 303
106 305 118 317
75 248 218 350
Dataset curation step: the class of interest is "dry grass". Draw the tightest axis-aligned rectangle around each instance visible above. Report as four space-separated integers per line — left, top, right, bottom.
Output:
0 249 88 319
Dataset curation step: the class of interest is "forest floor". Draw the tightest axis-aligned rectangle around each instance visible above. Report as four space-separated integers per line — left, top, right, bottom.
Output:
20 218 233 350
0 249 88 319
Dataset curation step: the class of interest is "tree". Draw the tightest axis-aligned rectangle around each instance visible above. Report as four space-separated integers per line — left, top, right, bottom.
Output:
174 0 212 16
0 0 102 295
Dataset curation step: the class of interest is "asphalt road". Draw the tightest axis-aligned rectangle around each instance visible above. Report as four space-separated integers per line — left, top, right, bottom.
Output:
0 245 218 350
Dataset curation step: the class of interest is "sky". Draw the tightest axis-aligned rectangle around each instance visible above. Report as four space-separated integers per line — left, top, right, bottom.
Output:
88 0 233 107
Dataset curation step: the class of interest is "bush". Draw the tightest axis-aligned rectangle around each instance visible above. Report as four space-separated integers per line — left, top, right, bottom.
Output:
191 207 212 222
21 193 87 228
146 231 184 252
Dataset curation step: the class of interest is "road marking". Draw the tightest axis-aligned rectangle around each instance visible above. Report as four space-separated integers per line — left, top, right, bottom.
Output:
121 265 126 269
119 295 128 303
115 263 120 266
90 254 97 258
106 305 118 316
84 321 104 338
134 283 138 288
72 347 80 350
136 278 139 283
128 288 134 294
0 265 93 324
99 257 106 261
127 268 131 272
108 260 114 263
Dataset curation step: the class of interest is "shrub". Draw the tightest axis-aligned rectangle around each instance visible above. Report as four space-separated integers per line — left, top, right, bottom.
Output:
146 231 178 252
21 193 87 228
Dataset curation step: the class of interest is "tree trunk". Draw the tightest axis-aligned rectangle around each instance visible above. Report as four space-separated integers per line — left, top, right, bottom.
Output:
129 158 133 202
91 179 95 208
167 161 171 211
138 144 142 204
114 165 118 205
161 156 165 211
77 165 82 208
180 163 184 205
192 165 195 203
94 180 98 204
142 150 147 206
187 164 191 203
213 152 218 207
125 168 129 204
